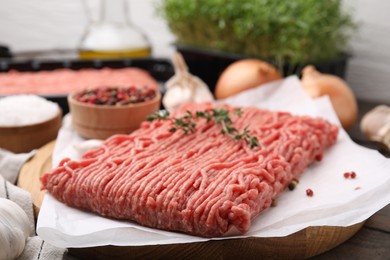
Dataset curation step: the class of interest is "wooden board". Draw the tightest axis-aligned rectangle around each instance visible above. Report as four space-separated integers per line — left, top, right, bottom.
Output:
18 140 56 217
18 140 364 259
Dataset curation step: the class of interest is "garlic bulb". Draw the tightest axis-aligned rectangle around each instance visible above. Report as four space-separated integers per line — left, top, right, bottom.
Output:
360 105 390 149
163 52 214 111
0 198 30 260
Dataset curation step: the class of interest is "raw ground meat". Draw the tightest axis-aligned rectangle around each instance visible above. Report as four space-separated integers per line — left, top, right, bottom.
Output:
0 67 159 95
40 102 338 237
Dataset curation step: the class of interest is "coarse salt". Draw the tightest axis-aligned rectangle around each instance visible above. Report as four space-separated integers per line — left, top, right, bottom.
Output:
0 95 60 126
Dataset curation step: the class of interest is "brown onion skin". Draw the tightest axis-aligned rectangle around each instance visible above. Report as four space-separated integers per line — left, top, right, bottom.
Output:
214 59 282 99
301 65 358 130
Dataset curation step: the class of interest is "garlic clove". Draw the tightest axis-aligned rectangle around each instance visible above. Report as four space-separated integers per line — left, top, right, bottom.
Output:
0 228 26 260
163 52 214 111
163 83 193 111
0 198 30 260
360 105 390 148
381 123 390 148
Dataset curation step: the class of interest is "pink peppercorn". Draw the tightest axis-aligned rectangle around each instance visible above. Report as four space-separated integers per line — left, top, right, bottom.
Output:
343 171 357 179
306 189 314 197
74 86 156 106
343 172 351 178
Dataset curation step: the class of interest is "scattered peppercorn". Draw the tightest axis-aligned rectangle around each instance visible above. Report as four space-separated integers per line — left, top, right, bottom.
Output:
315 154 323 161
288 178 299 191
343 171 357 179
306 188 314 197
74 86 156 106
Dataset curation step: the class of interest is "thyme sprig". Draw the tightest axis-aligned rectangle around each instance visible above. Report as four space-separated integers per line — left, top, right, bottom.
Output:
146 108 259 148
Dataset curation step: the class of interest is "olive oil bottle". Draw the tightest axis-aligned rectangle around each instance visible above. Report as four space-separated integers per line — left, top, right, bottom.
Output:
79 0 151 59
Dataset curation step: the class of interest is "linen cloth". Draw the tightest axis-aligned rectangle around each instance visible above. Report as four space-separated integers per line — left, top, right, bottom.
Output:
0 148 67 259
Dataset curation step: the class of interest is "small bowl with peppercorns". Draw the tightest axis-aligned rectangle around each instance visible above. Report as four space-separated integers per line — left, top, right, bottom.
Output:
68 85 161 139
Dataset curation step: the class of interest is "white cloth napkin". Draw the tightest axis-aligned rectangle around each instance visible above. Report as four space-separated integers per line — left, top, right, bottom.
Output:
18 236 67 260
0 148 35 184
0 175 35 235
0 148 67 259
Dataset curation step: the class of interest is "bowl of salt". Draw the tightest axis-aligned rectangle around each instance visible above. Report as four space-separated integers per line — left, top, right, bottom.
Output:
0 95 62 153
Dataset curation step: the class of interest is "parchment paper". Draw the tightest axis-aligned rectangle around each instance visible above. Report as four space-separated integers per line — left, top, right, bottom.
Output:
37 76 390 248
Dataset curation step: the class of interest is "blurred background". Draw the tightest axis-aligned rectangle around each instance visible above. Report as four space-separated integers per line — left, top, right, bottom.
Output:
0 0 389 103
1 2 390 260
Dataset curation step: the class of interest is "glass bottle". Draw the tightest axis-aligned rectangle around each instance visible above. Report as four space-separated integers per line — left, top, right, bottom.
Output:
79 0 151 59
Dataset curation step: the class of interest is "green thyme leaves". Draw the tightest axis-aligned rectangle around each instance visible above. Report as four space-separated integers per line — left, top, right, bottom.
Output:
147 108 259 148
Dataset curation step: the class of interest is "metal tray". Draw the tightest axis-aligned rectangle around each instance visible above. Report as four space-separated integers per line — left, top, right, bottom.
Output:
0 58 174 114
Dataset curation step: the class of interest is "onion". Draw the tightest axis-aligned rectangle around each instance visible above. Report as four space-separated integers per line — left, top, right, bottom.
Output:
301 65 358 130
214 59 282 99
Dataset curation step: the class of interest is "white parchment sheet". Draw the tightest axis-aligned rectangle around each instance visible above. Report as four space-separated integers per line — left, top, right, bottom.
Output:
37 76 390 248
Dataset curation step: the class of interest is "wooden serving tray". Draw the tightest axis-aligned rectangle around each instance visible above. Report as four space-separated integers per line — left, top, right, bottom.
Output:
18 140 364 259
